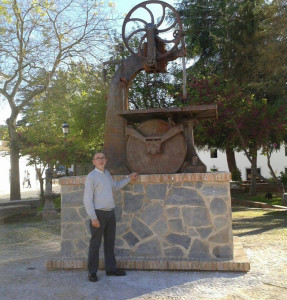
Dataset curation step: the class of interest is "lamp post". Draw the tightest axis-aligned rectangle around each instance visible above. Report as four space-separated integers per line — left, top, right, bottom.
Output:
62 122 70 135
62 122 70 176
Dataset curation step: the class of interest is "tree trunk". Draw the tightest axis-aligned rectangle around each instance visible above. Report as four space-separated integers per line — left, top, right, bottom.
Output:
226 146 237 173
65 165 69 176
43 165 57 217
249 148 257 196
39 177 45 203
7 117 21 200
35 165 45 203
266 149 285 193
45 165 53 195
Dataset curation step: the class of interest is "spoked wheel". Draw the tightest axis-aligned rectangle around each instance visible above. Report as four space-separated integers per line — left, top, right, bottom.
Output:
126 119 186 174
122 0 183 60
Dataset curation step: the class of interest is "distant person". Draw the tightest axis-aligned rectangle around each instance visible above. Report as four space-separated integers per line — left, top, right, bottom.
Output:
22 171 27 189
83 152 137 282
26 172 31 188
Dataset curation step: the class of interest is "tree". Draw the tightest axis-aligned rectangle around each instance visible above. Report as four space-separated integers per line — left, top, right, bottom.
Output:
128 62 181 110
19 62 107 199
102 36 182 111
0 0 117 200
173 75 242 176
0 125 8 140
177 0 287 195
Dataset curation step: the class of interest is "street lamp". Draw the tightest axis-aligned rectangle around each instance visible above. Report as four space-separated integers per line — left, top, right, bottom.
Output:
62 122 70 176
62 122 70 135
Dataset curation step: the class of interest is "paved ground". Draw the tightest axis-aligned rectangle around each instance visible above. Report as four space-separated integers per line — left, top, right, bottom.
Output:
0 184 61 202
0 205 286 300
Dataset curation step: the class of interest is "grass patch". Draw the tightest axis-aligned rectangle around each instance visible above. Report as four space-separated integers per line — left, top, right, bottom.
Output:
232 206 287 237
37 196 61 212
53 196 61 209
231 192 283 206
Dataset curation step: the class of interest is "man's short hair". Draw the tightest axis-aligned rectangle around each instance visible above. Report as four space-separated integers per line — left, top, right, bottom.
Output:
93 152 105 160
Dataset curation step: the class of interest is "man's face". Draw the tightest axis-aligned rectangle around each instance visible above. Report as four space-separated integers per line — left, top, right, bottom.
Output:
92 153 107 170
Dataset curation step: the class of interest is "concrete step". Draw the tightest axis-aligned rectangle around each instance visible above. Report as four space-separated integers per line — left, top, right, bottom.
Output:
0 204 38 222
0 199 41 208
232 198 287 209
240 182 279 193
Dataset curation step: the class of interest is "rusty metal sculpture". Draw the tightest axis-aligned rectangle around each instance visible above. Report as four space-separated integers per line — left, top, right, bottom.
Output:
103 1 217 175
122 1 183 73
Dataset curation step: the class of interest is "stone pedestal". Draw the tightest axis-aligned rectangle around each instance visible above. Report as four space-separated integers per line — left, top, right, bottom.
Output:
42 197 58 219
46 172 250 272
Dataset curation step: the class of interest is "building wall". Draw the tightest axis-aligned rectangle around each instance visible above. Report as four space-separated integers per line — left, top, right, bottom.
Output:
0 150 41 194
197 144 287 181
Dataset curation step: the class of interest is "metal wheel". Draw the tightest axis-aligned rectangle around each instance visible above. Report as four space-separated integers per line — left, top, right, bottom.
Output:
122 0 183 60
126 119 186 174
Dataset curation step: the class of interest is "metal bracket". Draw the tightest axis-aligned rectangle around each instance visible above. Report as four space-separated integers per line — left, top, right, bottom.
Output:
126 124 184 154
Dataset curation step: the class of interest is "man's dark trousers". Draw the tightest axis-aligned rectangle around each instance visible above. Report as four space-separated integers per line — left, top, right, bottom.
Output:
88 209 117 273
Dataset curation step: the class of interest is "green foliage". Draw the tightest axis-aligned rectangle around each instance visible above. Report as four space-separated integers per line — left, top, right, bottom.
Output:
129 64 181 109
175 0 287 191
180 75 287 162
0 125 8 140
0 0 118 199
279 171 287 188
176 0 284 86
231 168 242 182
19 62 107 168
177 0 287 121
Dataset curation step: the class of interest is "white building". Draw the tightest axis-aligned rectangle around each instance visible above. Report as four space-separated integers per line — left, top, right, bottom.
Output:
0 140 41 194
1 140 286 192
197 144 287 181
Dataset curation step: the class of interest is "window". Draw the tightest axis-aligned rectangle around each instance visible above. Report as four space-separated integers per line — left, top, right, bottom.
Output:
210 148 218 158
246 168 261 180
285 146 287 156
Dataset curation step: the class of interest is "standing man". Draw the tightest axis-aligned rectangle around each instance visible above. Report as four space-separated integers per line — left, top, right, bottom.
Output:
23 171 27 189
83 152 137 282
26 171 31 188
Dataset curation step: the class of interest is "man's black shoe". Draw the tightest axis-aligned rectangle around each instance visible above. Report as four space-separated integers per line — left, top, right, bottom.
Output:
106 269 126 276
88 273 98 282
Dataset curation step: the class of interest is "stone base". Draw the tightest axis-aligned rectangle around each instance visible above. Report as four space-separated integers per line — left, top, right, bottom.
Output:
46 236 250 272
42 210 58 219
56 172 237 271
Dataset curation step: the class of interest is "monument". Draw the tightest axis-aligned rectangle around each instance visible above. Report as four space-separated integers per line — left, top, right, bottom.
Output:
103 0 215 174
46 1 250 272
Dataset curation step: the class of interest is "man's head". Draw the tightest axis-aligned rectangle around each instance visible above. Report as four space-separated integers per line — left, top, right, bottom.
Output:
92 152 107 171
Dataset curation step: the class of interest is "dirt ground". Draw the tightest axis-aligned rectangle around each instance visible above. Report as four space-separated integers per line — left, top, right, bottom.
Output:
0 206 286 300
231 207 287 299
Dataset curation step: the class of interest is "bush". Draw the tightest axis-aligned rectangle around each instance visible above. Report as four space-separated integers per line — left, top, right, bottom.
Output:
279 171 287 187
231 168 242 182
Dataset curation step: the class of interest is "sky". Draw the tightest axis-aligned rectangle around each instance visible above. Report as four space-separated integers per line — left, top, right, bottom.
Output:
115 0 176 16
0 0 177 126
0 100 10 125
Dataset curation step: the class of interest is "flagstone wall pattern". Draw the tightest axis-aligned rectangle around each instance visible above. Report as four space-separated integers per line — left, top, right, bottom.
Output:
59 173 233 262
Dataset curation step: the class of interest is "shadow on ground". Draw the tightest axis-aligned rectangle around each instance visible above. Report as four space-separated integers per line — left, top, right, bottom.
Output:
232 206 287 237
0 213 249 300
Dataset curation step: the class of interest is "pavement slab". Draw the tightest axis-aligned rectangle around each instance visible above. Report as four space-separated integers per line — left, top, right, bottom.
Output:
0 208 286 300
